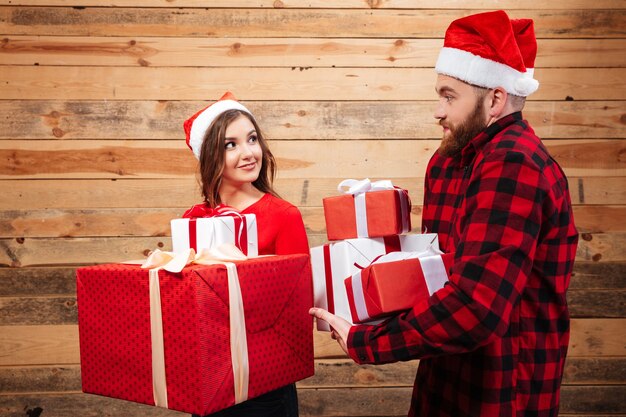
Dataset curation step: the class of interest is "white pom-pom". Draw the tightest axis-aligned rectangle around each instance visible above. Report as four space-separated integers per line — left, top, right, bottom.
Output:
514 77 539 97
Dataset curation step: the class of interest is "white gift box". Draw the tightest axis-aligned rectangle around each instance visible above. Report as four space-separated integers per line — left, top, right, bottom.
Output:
171 215 259 257
310 233 440 331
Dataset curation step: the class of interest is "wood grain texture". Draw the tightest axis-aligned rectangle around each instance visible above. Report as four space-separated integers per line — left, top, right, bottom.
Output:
0 205 623 239
2 66 625 100
1 100 624 140
1 1 624 9
3 36 625 68
1 8 624 38
0 388 624 417
2 176 622 210
2 140 624 179
2 289 622 326
0 232 623 267
1 319 623 366
3 358 624 394
2 261 620 297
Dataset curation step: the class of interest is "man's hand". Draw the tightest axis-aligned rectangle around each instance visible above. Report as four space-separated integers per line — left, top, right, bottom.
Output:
309 307 352 354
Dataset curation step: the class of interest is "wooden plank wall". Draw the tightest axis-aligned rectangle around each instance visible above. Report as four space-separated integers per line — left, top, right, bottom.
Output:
0 1 624 416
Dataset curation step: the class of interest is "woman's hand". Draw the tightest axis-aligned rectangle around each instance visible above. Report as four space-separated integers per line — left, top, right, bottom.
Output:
309 307 352 354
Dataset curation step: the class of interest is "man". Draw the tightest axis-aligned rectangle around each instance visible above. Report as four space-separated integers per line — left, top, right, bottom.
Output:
310 10 579 417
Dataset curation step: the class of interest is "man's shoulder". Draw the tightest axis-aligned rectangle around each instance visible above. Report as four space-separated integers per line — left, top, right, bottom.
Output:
482 119 550 169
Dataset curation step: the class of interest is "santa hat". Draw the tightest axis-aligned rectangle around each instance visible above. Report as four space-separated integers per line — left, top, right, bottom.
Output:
435 10 539 97
183 91 253 160
511 18 538 79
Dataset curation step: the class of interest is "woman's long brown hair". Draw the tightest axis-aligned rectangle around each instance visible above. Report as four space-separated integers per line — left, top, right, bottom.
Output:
198 109 279 207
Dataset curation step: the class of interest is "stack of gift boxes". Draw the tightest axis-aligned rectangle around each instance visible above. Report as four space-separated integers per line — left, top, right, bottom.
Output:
76 211 314 415
311 179 454 331
75 178 454 415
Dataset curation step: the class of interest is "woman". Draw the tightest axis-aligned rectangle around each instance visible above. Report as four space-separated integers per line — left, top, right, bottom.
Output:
184 92 309 417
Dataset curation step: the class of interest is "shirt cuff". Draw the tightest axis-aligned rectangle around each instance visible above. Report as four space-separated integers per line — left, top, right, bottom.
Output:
347 324 375 364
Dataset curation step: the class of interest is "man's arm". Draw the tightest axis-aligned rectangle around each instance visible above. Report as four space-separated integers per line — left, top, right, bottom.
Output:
346 149 545 364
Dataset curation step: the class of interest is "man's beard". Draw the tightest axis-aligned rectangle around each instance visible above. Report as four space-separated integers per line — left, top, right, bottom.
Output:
438 101 488 159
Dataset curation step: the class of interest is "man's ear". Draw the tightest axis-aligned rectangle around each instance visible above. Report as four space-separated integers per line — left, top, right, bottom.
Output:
487 86 508 119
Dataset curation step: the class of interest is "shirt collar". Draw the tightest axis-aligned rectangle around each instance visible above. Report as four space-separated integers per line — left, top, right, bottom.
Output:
459 112 523 167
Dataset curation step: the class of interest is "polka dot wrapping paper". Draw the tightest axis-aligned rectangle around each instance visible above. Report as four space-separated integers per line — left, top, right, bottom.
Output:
76 254 314 415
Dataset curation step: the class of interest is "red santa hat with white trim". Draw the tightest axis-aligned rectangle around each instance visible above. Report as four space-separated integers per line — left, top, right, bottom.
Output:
435 10 539 97
511 18 537 79
183 91 254 160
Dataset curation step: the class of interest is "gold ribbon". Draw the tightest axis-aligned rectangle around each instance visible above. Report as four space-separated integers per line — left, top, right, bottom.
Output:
126 243 250 408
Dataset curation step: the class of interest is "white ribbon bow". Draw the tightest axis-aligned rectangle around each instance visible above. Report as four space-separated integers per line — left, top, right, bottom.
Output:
337 178 395 195
127 243 250 408
337 178 407 238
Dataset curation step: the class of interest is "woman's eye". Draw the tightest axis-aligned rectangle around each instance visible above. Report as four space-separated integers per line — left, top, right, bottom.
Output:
248 135 258 143
225 141 236 149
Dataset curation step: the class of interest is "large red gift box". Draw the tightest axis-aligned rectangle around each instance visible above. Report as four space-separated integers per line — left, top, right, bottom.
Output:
77 254 314 415
310 234 440 331
345 251 455 323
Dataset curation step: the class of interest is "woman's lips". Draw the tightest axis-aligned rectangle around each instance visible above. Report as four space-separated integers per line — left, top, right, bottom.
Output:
238 161 257 170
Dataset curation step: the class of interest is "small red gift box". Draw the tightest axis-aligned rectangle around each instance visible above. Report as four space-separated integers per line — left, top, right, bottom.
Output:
345 251 455 323
310 233 440 331
323 179 411 240
77 254 313 415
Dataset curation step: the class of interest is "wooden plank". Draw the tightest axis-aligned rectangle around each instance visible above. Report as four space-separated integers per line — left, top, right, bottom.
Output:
0 204 623 239
0 325 78 366
570 262 626 290
2 175 622 212
559 386 626 414
3 36 624 68
2 319 623 366
576 232 626 263
3 261 620 298
0 266 77 296
1 1 623 9
1 140 624 179
0 296 77 326
0 388 624 417
5 286 620 326
2 67 625 100
0 236 171 267
0 231 624 267
0 393 181 417
4 357 623 395
2 100 625 141
573 206 626 234
569 319 626 357
0 208 182 238
1 8 623 38
567 290 626 318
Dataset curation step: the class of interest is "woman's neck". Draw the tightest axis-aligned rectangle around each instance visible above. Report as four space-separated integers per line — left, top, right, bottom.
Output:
218 182 265 211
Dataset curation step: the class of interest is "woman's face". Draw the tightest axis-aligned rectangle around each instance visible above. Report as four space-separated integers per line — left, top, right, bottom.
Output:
220 114 263 188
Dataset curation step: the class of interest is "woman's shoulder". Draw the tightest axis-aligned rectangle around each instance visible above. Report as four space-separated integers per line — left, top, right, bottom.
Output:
248 193 300 214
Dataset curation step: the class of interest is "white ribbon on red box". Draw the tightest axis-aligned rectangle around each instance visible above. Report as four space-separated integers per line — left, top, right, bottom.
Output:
338 178 410 237
125 244 251 408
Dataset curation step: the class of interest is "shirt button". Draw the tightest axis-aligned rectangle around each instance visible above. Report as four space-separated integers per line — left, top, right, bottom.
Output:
359 356 366 361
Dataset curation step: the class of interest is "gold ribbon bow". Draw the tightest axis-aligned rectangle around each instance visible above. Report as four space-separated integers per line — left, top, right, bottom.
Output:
126 243 250 408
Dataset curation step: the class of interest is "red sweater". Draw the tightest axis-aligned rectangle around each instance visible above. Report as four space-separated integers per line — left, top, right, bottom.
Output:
241 193 309 255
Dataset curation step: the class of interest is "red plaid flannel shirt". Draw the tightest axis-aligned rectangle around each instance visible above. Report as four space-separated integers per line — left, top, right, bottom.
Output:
347 113 578 417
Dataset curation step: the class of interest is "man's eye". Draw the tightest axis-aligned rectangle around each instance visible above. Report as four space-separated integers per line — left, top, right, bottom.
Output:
445 96 453 102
